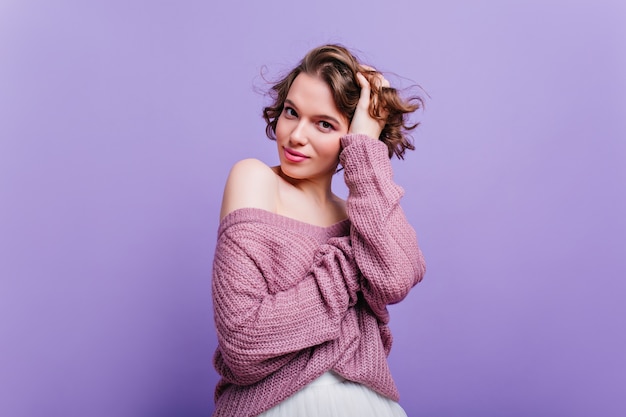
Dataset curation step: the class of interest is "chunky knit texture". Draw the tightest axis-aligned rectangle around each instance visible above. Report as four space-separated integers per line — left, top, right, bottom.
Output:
211 134 426 417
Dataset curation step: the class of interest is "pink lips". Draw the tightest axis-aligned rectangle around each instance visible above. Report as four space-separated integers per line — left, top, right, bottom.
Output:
283 147 309 163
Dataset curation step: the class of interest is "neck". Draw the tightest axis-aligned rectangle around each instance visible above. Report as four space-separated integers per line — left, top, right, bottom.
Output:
275 167 336 206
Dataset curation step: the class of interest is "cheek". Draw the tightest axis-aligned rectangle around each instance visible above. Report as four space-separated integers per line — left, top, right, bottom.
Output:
319 135 342 159
274 116 297 143
274 117 286 140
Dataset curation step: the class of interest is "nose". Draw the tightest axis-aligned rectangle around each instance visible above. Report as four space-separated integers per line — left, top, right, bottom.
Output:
288 121 308 146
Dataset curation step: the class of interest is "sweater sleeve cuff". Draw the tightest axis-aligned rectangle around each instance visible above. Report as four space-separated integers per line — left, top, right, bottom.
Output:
339 134 391 177
339 134 400 202
340 134 387 156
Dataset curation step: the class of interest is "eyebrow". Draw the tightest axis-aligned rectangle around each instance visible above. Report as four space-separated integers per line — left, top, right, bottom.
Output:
284 99 344 127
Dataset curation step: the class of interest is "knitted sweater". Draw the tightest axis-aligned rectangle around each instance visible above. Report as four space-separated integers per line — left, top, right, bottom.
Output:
211 134 426 417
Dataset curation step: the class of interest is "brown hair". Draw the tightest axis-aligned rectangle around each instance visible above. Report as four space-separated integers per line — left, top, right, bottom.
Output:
262 44 423 159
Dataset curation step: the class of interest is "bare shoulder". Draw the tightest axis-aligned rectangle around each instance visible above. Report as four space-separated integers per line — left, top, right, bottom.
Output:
220 158 278 220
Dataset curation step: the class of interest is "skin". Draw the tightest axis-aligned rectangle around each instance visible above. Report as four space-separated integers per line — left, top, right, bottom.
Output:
274 73 349 191
220 69 388 227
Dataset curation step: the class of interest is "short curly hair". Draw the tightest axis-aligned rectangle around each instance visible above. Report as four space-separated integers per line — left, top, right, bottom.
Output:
262 44 423 159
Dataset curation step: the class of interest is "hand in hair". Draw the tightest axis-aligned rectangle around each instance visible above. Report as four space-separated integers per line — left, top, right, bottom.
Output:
348 70 389 140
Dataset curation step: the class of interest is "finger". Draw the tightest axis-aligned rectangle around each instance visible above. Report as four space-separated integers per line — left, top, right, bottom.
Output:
356 72 369 90
356 72 371 108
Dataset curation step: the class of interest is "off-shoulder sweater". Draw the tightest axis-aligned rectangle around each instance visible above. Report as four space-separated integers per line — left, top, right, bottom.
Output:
211 134 426 417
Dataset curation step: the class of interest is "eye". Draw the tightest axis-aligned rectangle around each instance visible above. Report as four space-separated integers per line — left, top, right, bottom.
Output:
283 106 298 118
318 120 334 132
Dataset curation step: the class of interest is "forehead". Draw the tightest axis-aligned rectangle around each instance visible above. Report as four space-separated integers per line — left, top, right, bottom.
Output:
286 73 346 122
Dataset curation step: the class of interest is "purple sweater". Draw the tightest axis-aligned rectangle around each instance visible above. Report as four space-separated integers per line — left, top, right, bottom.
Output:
211 134 425 417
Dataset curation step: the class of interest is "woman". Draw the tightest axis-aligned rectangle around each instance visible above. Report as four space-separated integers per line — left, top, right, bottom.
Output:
211 44 426 417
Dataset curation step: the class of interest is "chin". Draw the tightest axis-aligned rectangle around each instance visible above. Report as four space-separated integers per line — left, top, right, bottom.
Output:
283 165 337 182
279 164 306 180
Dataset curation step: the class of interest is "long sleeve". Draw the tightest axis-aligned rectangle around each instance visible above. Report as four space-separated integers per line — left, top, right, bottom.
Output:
340 134 426 318
212 210 359 385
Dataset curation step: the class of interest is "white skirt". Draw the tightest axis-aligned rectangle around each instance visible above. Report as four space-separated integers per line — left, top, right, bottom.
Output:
257 372 408 417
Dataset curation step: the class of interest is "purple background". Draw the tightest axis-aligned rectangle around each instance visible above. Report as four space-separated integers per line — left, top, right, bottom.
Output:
1 1 625 416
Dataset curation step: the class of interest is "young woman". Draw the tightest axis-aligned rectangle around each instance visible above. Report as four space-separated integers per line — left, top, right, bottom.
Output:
211 44 426 417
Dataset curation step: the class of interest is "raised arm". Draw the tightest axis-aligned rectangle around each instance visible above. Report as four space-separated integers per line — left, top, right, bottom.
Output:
342 71 426 317
340 134 425 316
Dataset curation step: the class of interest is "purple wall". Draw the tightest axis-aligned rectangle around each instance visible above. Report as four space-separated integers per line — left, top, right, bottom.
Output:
1 1 624 416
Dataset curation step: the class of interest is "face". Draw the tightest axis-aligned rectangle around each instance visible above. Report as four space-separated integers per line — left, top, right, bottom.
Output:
275 72 349 182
